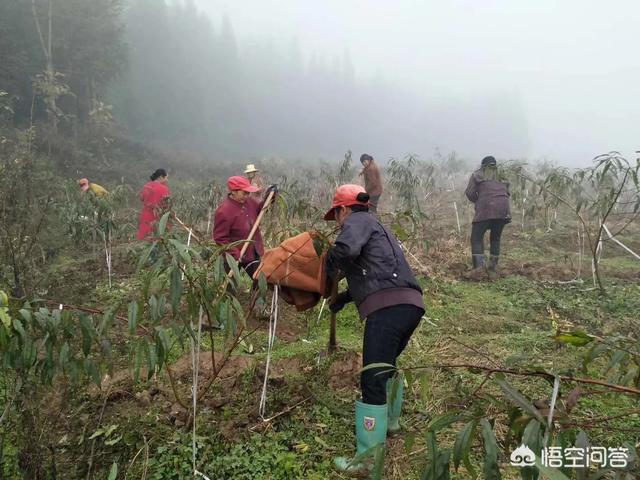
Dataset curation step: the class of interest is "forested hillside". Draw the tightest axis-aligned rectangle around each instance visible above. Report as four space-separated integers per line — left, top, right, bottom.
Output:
1 0 529 162
1 2 638 479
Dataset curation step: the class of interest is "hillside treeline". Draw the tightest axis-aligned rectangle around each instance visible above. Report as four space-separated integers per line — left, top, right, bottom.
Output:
1 0 529 162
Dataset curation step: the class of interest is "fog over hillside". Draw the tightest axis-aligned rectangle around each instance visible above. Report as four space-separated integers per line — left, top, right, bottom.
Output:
186 0 640 165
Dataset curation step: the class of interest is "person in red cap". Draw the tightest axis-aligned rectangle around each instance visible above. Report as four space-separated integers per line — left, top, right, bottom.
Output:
137 169 171 241
78 178 109 197
324 184 424 475
213 176 276 276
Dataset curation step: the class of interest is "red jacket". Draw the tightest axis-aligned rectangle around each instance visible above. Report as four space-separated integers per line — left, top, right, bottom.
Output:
137 181 171 240
213 196 265 263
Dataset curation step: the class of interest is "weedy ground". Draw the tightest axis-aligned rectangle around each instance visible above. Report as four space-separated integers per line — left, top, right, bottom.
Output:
2 222 639 479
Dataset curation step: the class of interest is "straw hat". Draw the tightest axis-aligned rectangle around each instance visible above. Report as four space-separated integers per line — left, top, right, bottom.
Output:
244 164 259 174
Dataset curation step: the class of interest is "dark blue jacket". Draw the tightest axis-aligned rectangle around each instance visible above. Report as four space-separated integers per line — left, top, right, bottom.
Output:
326 212 422 306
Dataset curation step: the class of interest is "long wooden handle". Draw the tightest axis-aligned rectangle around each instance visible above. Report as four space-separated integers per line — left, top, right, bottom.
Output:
327 270 342 353
236 190 275 264
329 313 337 353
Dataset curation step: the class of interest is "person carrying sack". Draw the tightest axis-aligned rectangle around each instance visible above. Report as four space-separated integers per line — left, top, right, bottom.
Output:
324 184 424 475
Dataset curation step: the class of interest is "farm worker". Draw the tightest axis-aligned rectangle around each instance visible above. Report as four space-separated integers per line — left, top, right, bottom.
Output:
78 178 109 197
213 176 276 277
464 155 512 273
324 184 424 475
244 163 265 190
137 168 171 241
244 163 265 199
359 153 383 214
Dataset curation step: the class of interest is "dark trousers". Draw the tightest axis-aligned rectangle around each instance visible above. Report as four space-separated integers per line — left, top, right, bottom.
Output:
241 259 260 277
369 195 381 214
471 219 507 258
362 304 423 405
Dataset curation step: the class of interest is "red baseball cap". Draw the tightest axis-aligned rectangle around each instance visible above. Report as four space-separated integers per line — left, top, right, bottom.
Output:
78 178 90 192
324 184 369 221
227 175 260 193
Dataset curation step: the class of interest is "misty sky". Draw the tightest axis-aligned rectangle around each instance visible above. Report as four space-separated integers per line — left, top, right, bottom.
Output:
195 0 639 165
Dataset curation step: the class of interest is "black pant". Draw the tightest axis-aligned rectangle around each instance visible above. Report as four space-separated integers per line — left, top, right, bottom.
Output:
369 195 381 214
471 219 507 258
241 259 260 277
362 304 423 405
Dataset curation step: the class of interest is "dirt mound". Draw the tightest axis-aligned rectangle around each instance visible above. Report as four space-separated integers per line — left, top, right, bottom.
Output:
242 292 311 343
504 262 576 281
327 351 362 389
170 351 256 383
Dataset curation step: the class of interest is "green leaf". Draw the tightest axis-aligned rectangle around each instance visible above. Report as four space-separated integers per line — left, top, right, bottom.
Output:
554 331 594 347
169 267 183 315
582 343 608 373
80 315 93 357
128 300 139 335
85 359 101 386
59 342 70 366
496 378 546 425
360 362 396 374
134 340 144 382
225 253 242 286
370 444 386 480
534 458 570 479
0 307 10 329
213 255 224 282
157 211 170 236
427 411 462 432
19 308 32 325
12 318 26 342
257 272 268 299
136 242 156 270
604 350 628 375
107 462 118 480
522 418 543 454
89 427 104 439
453 420 477 475
101 339 112 364
480 419 502 480
404 432 416 455
147 341 157 378
423 431 451 480
105 435 122 446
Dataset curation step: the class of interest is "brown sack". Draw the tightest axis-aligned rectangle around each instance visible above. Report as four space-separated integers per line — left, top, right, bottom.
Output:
253 232 328 311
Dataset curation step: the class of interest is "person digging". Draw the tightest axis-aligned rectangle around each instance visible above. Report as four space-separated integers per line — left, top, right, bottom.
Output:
213 175 277 306
324 184 424 475
464 155 512 279
78 177 109 197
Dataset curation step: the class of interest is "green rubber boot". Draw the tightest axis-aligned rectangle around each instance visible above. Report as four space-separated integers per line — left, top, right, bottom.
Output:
386 374 404 435
334 401 388 476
